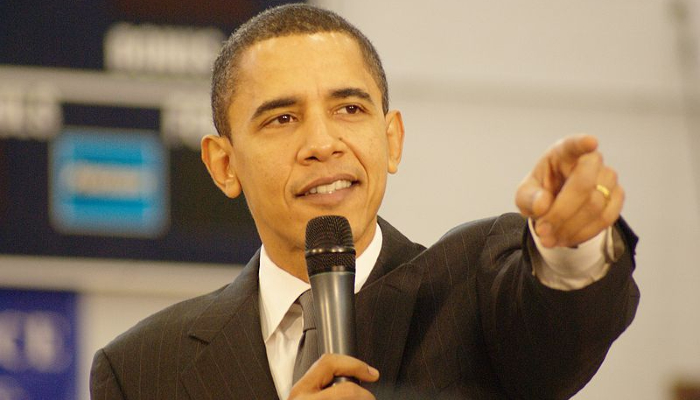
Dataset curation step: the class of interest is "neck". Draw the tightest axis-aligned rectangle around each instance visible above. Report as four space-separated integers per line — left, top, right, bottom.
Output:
271 249 309 283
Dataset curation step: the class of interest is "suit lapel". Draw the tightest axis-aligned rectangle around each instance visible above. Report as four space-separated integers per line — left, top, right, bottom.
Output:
179 218 424 399
357 218 425 394
180 252 279 400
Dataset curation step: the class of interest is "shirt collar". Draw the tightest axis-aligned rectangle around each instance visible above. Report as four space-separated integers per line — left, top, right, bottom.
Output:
259 223 383 342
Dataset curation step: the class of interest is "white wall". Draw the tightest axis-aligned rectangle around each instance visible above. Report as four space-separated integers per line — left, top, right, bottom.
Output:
1 1 699 399
316 0 700 399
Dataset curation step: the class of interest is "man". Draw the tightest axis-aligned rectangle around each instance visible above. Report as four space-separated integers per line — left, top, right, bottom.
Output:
90 4 638 400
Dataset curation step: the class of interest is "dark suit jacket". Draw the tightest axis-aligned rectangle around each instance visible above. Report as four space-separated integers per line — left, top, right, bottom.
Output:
90 214 639 400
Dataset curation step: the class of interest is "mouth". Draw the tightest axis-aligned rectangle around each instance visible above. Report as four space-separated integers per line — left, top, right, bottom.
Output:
304 179 353 195
297 178 358 197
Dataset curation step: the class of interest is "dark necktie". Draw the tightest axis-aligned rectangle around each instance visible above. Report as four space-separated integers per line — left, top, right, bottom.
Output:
292 290 319 383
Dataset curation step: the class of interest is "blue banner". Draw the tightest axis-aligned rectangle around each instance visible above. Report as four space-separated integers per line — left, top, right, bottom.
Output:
0 289 77 400
51 129 168 238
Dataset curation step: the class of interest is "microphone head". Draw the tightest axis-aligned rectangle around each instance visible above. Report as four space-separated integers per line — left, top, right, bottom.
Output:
305 215 356 276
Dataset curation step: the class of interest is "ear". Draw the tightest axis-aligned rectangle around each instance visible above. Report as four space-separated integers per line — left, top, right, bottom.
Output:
385 110 405 174
201 134 242 198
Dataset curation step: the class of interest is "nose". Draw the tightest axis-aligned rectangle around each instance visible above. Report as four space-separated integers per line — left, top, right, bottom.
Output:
297 113 344 164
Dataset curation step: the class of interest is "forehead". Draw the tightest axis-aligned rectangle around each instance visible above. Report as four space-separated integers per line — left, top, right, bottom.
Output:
229 32 380 113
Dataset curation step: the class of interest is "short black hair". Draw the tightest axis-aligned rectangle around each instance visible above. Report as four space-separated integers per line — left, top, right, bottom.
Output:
211 3 389 138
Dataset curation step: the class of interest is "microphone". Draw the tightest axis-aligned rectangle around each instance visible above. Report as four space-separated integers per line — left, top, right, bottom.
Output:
305 215 358 385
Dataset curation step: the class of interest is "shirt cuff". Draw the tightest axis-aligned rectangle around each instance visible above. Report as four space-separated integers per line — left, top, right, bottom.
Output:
528 218 614 291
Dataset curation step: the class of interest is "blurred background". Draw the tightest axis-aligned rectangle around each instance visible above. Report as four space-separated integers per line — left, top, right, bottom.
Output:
1 0 699 399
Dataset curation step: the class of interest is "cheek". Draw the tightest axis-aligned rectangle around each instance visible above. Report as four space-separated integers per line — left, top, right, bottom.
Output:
359 136 389 172
236 144 290 195
249 161 288 194
345 122 389 164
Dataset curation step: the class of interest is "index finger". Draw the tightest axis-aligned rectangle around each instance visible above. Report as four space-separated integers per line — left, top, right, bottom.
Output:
552 134 599 166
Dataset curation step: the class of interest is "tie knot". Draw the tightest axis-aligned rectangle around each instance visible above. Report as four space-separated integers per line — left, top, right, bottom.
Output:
297 290 316 332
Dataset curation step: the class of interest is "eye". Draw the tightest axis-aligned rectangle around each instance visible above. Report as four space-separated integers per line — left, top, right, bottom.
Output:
337 105 362 115
276 114 294 124
266 114 297 126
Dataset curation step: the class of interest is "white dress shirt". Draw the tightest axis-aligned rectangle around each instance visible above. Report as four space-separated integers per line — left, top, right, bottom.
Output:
258 221 613 399
259 224 382 400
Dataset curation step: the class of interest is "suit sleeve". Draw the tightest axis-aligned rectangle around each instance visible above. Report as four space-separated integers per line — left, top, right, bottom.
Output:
477 214 639 399
90 348 127 400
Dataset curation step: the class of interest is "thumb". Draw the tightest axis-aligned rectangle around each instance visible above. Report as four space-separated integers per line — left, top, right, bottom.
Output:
515 178 553 218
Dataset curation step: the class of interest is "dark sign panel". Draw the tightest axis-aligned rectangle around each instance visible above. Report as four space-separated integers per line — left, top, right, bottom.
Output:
0 0 302 264
0 0 296 70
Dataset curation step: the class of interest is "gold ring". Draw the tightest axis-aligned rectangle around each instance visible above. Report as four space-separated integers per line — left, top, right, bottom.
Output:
595 184 611 201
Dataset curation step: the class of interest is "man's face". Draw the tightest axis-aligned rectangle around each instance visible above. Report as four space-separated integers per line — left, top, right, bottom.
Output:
213 32 404 261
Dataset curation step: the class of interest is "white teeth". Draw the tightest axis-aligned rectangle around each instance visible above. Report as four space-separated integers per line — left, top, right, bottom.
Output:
306 180 352 195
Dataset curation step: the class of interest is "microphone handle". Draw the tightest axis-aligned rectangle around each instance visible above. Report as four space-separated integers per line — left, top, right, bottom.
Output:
309 270 358 385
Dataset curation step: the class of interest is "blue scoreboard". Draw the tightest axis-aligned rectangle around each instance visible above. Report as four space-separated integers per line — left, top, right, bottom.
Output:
0 0 302 264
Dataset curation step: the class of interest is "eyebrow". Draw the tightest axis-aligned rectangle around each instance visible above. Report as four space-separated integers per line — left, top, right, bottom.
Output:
251 97 300 120
250 88 374 121
329 87 374 105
